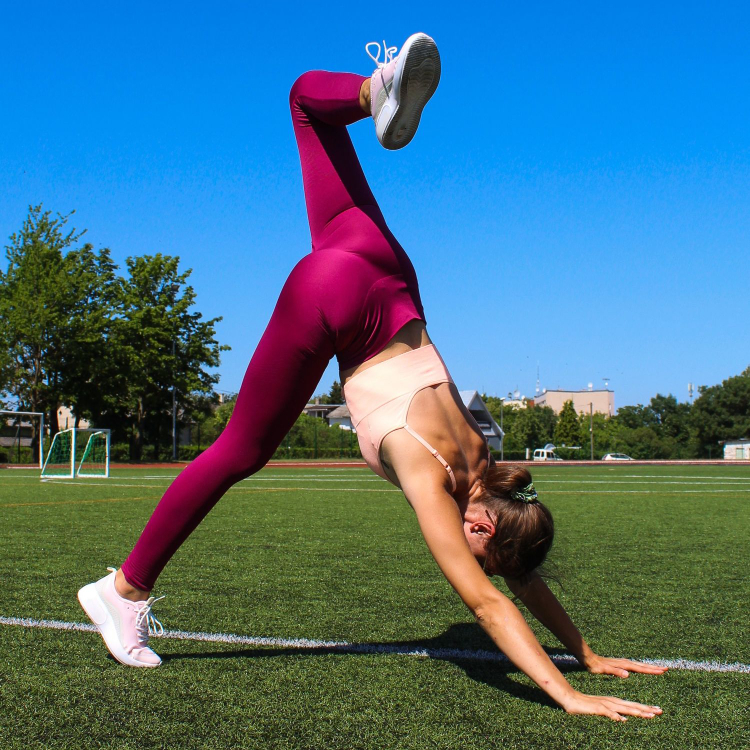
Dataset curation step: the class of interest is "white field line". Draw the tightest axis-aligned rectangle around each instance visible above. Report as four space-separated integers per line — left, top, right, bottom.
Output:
28 481 402 492
19 478 750 494
13 474 750 486
1 615 748 674
6 472 750 485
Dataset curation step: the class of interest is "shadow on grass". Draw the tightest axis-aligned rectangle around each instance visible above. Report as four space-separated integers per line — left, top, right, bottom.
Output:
160 622 579 709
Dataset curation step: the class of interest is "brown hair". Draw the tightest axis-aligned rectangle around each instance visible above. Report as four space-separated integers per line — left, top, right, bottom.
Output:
480 464 554 581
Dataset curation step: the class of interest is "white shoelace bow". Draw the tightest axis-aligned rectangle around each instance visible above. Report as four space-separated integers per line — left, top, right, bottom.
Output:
106 566 165 641
134 596 166 641
365 40 398 69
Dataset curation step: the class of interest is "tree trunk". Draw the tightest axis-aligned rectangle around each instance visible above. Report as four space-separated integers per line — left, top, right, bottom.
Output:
131 397 145 462
49 401 60 437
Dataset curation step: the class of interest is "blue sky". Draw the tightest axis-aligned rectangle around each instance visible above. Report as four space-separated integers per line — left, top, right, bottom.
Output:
1 2 748 409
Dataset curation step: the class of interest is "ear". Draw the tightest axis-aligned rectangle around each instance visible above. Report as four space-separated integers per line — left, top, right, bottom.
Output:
467 519 495 537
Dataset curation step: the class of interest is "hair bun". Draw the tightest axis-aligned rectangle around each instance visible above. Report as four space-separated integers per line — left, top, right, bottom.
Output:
510 482 538 504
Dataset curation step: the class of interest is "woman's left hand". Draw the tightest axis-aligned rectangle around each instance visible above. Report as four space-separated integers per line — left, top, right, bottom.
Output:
582 653 669 678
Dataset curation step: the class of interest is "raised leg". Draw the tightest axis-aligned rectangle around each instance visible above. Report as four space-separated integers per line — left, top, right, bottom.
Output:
289 70 391 251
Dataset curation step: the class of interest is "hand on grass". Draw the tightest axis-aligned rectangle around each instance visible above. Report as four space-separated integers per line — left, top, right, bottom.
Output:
582 653 669 678
562 691 663 722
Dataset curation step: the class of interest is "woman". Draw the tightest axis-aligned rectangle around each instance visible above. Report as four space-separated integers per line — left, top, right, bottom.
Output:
79 33 666 721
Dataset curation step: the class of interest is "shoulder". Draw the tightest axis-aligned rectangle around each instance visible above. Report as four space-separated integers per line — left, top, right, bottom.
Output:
383 428 454 499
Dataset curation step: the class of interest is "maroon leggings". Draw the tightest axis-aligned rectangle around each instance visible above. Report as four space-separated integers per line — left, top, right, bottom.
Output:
121 71 425 591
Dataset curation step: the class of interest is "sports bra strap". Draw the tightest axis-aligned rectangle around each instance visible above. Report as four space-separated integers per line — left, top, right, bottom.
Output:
403 424 458 493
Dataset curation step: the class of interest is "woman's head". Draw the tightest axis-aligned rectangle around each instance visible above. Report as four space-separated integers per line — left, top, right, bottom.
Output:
470 464 554 580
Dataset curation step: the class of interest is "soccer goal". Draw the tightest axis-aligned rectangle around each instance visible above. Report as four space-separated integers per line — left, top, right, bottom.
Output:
0 410 45 468
41 428 111 479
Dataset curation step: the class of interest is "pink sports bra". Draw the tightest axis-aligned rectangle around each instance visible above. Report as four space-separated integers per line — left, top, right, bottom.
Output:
343 345 459 491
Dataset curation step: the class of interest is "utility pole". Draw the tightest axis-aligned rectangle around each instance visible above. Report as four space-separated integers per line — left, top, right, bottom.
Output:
171 282 180 462
172 340 177 461
500 397 505 461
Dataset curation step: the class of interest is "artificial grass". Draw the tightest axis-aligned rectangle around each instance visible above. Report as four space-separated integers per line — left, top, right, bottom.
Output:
1 465 748 749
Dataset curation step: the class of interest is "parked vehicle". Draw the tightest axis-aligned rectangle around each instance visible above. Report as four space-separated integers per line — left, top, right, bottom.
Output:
533 445 563 461
601 453 634 461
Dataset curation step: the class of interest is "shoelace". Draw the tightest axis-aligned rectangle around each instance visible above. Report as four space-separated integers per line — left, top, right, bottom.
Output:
365 40 398 69
134 596 166 642
106 567 165 641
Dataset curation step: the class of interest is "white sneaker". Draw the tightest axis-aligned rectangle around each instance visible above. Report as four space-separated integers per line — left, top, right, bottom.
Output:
366 32 441 150
78 567 164 667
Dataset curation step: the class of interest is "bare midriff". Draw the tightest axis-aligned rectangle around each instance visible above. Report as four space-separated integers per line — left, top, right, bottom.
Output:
340 319 432 385
341 320 490 499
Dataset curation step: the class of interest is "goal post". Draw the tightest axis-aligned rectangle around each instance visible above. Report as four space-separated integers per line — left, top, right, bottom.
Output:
41 427 110 479
78 430 110 478
0 410 45 469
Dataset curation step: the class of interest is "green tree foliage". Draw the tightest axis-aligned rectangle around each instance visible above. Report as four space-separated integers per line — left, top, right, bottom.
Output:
0 206 118 458
272 413 359 459
484 396 556 459
317 380 343 404
691 367 750 456
554 400 583 449
0 206 229 462
610 394 697 459
108 254 228 460
189 395 236 448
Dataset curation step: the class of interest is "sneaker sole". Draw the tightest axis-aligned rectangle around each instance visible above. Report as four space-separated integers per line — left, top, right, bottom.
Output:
77 582 161 668
379 34 441 150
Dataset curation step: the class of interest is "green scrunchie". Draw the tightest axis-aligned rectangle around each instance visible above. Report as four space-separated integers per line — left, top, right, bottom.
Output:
511 482 538 504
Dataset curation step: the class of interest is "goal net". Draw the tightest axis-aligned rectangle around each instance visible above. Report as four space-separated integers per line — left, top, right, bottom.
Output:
0 411 45 468
41 428 110 479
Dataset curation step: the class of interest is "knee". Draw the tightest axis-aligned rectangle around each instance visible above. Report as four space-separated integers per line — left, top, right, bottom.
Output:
289 70 318 109
208 430 270 483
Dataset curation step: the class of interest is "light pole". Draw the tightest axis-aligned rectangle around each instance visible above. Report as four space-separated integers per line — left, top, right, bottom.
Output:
172 340 177 461
499 392 511 461
171 283 180 462
589 402 594 460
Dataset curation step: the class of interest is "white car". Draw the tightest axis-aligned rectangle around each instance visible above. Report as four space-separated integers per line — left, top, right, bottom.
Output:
533 448 563 461
602 453 634 461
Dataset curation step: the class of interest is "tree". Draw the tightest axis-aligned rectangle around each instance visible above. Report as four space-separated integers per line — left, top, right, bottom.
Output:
0 206 118 459
484 397 557 458
554 400 583 449
58 242 120 426
108 254 228 460
691 367 750 457
318 380 343 404
190 395 236 448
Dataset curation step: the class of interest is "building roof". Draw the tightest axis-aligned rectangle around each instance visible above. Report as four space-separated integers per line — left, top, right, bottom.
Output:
458 390 503 438
537 388 612 394
327 404 350 419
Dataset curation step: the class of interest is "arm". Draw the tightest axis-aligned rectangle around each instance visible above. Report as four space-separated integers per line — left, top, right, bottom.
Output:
401 479 578 708
505 574 668 677
390 449 661 720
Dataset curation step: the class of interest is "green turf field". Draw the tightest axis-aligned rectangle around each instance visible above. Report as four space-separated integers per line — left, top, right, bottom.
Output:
1 464 748 749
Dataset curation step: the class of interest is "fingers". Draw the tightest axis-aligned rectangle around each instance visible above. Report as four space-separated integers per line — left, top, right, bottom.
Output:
630 666 668 675
597 658 669 677
601 697 663 720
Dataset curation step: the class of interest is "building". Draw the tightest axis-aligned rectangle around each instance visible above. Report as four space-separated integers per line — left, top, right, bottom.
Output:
459 391 504 450
56 405 91 430
502 396 530 409
327 404 354 431
534 388 615 417
302 399 342 421
723 439 750 460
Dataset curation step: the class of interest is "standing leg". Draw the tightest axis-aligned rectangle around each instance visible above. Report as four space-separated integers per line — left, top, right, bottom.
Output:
120 260 335 592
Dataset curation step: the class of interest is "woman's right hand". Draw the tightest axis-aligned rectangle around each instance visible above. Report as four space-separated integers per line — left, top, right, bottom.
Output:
562 691 663 722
